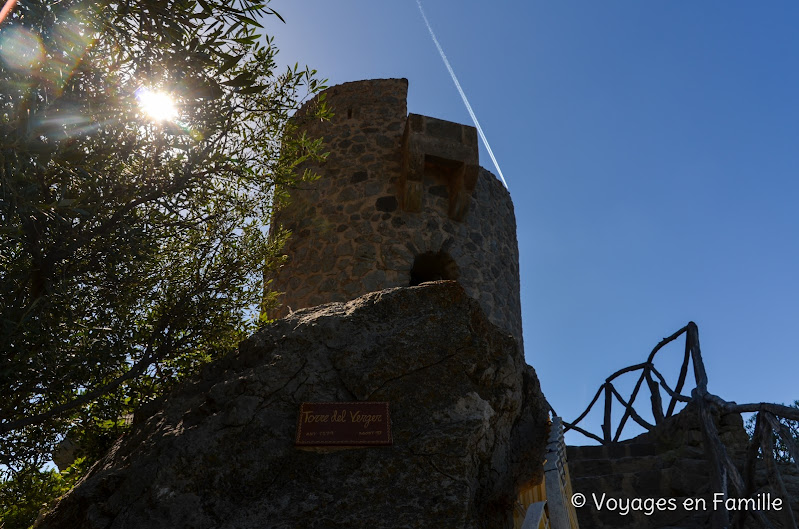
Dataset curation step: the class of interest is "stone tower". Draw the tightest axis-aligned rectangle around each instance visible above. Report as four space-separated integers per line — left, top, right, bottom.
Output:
268 79 522 345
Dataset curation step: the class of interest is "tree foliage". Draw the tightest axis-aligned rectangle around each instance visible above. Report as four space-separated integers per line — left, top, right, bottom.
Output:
745 401 799 464
0 0 327 521
0 460 85 529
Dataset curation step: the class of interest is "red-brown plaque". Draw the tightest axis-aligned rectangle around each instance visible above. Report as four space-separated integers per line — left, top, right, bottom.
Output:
295 402 392 446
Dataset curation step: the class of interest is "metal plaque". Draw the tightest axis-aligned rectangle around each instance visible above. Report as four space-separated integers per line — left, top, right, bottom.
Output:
295 402 392 446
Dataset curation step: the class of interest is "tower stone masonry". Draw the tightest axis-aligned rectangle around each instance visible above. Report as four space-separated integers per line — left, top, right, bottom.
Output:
268 78 523 346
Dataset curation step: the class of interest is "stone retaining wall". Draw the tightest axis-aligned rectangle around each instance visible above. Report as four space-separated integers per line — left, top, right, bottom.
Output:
565 403 784 529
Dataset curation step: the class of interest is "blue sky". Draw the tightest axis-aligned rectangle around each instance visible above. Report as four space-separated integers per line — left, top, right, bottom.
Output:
266 1 799 442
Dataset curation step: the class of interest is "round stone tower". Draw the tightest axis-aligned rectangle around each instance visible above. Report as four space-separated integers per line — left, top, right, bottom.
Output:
268 79 523 345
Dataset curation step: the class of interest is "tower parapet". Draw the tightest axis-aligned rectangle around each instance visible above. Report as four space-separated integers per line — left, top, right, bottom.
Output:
269 79 522 345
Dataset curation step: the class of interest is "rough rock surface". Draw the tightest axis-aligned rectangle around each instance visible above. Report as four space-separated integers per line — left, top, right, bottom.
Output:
36 282 549 529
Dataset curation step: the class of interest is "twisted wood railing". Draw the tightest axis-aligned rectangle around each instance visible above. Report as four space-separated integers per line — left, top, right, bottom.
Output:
555 321 799 529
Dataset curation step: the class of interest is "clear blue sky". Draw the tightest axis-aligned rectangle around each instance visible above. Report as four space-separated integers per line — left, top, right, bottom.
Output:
265 1 799 443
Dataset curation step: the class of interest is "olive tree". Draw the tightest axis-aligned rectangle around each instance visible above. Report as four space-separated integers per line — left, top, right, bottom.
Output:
0 1 326 522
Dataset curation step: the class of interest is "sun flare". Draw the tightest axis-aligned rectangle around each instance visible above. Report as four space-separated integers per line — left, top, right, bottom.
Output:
135 87 178 122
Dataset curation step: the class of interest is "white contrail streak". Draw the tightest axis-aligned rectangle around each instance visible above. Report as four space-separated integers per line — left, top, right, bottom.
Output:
415 0 508 189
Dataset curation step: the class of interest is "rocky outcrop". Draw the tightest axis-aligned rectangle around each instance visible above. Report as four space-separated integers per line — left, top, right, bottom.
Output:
36 281 549 529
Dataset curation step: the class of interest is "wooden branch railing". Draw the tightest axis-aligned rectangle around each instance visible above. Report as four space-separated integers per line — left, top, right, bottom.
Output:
561 323 695 444
554 321 799 529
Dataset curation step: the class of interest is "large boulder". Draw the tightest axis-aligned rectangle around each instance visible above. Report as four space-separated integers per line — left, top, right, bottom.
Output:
37 281 549 529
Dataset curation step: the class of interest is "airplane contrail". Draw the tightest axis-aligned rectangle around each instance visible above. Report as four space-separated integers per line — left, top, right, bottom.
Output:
415 0 509 189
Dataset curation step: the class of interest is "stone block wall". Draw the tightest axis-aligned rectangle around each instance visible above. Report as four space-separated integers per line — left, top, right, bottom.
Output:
268 79 522 346
565 403 757 529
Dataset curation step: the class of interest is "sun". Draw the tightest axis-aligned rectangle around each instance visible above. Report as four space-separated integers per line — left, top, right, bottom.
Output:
135 87 178 122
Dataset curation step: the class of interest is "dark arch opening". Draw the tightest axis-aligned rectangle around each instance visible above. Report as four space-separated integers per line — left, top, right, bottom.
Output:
409 251 459 286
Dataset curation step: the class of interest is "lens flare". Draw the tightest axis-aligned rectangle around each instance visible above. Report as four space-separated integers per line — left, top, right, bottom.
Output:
135 87 178 122
0 25 44 72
